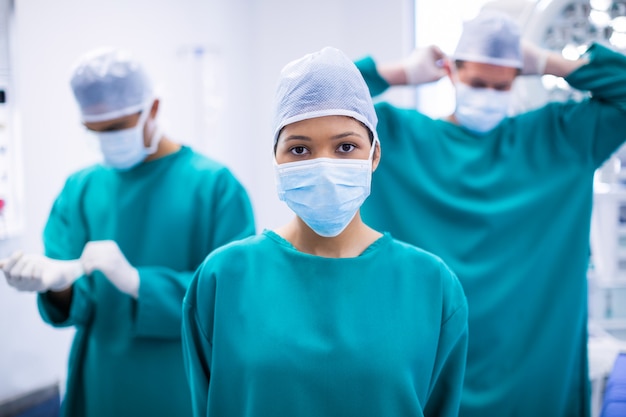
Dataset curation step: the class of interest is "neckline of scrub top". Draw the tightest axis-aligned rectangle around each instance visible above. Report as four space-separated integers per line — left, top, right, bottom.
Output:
435 116 505 141
262 229 392 260
112 145 191 176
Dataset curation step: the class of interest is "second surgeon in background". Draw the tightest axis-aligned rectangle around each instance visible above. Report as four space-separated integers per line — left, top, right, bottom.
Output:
1 48 255 417
182 46 468 417
356 9 626 417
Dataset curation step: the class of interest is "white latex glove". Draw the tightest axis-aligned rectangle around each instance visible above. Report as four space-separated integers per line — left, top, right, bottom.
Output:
0 252 84 292
403 45 447 85
80 240 140 298
521 40 549 76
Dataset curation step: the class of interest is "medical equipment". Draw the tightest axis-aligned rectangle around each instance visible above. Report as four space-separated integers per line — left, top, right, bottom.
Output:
0 0 23 240
487 0 626 111
591 180 626 283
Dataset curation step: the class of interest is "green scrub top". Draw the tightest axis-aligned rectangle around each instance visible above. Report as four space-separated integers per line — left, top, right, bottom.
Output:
182 230 468 417
37 146 255 417
356 43 626 417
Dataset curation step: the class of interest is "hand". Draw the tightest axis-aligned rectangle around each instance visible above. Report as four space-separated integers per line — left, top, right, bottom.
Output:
521 40 549 76
403 45 447 85
81 240 139 298
1 252 84 292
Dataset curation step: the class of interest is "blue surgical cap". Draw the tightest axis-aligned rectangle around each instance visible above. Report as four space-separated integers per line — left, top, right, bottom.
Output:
70 47 153 123
453 10 523 68
272 46 378 145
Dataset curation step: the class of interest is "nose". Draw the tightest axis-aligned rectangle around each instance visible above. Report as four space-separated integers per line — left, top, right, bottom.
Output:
312 148 337 159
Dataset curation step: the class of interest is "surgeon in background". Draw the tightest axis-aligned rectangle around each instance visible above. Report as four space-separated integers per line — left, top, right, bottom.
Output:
0 47 255 417
355 9 626 417
182 46 468 417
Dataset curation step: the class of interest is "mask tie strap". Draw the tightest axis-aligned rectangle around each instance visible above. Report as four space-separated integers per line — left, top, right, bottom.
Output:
145 126 162 155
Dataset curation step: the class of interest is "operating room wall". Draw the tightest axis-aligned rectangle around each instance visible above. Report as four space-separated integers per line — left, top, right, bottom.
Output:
0 0 413 402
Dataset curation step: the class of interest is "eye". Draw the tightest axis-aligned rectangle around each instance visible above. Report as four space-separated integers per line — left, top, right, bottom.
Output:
337 143 356 153
289 146 309 156
470 81 487 89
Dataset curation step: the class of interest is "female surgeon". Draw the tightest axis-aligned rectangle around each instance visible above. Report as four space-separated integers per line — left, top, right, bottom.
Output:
181 46 469 417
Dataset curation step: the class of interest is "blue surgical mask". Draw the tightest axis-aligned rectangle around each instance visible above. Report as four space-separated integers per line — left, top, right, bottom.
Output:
93 107 161 170
454 82 511 134
274 142 376 237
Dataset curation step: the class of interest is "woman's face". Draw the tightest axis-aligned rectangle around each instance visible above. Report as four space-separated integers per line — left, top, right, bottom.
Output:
275 115 379 168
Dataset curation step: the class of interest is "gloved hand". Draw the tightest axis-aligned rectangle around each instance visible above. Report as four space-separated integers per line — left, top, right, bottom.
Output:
402 45 447 85
80 240 140 298
521 40 549 76
0 252 84 292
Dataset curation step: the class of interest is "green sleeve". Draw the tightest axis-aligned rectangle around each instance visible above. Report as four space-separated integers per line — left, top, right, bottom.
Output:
181 262 215 417
133 170 254 339
134 267 193 338
42 173 91 260
37 278 94 327
566 43 626 111
355 56 391 98
563 42 626 165
209 169 256 249
38 174 93 327
423 267 469 417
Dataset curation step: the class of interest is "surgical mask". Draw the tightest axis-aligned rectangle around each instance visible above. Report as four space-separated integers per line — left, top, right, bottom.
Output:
454 82 511 135
93 107 161 170
274 142 376 238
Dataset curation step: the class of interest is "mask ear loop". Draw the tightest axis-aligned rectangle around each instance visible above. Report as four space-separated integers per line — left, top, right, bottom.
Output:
145 128 162 155
449 63 468 120
449 61 462 87
140 99 162 155
367 136 379 164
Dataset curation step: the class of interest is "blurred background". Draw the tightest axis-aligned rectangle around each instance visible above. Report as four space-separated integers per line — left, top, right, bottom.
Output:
1 0 626 416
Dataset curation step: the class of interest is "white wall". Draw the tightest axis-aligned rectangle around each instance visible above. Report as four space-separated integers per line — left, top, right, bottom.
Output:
0 0 413 402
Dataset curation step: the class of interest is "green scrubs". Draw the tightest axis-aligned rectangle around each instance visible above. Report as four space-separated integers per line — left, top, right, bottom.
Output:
356 43 626 417
37 146 255 417
182 230 468 417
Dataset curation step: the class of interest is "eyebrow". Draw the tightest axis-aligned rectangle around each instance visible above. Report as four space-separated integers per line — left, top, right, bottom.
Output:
469 77 512 89
330 131 365 140
101 121 133 131
283 131 365 141
282 135 312 142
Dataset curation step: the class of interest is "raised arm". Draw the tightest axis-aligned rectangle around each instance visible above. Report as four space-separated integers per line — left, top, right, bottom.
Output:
520 40 588 78
377 45 448 86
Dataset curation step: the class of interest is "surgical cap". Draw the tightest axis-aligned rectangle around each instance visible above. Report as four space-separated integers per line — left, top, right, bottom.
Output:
453 10 523 68
70 47 153 123
272 46 378 145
